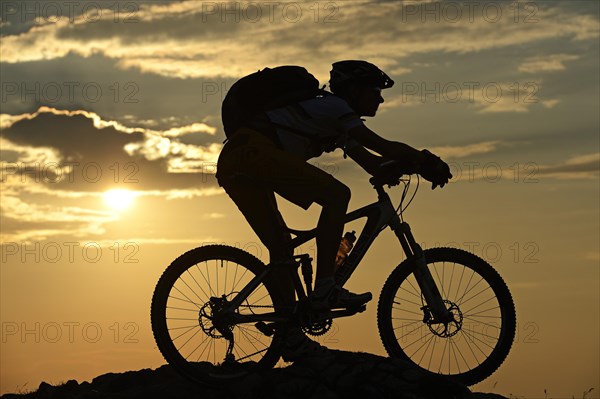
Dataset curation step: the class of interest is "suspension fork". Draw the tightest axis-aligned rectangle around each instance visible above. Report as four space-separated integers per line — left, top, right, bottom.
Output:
391 220 451 323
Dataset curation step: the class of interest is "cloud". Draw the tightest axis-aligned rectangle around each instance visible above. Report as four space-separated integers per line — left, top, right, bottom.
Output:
448 152 600 182
0 189 113 224
378 94 424 110
583 251 600 262
537 152 600 179
0 52 230 135
465 81 542 114
201 212 226 220
0 175 225 242
443 151 599 183
0 182 116 242
430 141 503 159
1 2 597 81
1 107 222 190
389 80 546 114
388 67 412 76
518 54 581 73
542 99 560 108
123 135 221 173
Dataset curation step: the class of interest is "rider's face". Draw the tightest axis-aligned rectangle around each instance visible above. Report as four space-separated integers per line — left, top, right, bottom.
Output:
353 86 384 117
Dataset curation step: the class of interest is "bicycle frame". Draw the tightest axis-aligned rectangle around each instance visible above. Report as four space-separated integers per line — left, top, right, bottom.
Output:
224 179 451 326
289 183 399 287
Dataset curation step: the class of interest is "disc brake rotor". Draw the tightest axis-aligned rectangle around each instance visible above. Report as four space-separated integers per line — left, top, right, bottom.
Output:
425 300 463 338
199 296 233 339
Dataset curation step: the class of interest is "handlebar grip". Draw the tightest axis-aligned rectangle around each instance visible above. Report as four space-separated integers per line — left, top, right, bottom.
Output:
370 168 404 187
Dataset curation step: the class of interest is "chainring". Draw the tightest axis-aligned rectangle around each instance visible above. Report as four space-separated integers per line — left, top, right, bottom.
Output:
302 318 333 337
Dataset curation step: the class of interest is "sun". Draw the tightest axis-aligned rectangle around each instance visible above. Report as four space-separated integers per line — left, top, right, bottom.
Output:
103 189 136 211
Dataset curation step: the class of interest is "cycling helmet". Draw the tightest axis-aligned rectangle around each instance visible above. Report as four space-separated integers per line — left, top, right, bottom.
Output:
329 60 394 94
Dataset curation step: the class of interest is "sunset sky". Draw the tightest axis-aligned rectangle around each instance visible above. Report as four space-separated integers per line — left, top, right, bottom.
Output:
1 1 599 397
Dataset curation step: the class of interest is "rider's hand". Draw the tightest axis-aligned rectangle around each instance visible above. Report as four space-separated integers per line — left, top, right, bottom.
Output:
374 160 404 186
419 150 453 189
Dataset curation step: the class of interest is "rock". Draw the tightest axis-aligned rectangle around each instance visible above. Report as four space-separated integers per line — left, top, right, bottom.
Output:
1 350 510 399
37 382 52 393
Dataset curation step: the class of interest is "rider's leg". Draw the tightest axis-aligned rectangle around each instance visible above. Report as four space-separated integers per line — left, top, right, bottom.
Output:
217 130 298 307
217 179 330 359
219 180 296 307
217 128 369 311
217 129 333 361
313 181 351 281
271 168 372 309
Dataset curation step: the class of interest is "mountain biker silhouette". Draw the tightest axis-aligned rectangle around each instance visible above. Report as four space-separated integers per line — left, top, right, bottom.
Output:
216 60 452 361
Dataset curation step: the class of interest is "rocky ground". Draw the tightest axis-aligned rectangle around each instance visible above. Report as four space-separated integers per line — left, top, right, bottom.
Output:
2 350 508 399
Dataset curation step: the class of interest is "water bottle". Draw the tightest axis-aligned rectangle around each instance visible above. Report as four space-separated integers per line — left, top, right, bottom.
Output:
335 231 356 268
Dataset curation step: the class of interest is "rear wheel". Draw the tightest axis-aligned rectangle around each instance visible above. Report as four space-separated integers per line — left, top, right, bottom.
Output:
377 247 516 386
151 245 284 384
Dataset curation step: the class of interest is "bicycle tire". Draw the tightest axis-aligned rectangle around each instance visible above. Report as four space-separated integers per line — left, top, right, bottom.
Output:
151 245 284 385
377 247 516 386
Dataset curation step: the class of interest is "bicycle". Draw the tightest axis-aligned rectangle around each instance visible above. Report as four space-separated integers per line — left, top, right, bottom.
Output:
151 164 516 386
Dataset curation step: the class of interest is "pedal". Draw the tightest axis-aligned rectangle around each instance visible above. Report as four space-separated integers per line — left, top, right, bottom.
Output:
255 321 275 337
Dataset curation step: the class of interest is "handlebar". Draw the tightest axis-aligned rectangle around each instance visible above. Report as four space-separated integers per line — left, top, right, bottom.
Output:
369 160 411 188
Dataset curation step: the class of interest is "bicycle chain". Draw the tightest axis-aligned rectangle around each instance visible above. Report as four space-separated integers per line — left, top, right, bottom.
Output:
238 304 332 336
238 304 274 309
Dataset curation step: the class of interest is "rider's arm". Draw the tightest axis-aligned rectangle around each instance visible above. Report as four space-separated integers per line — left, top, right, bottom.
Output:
347 124 426 173
344 144 387 176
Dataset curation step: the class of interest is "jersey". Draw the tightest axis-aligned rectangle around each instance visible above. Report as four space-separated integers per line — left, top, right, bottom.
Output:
265 95 364 160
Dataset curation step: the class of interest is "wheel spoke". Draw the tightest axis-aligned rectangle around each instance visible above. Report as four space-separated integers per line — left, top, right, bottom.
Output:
457 275 485 306
168 294 202 308
169 324 201 331
392 307 425 317
167 305 200 312
399 285 422 299
393 296 423 307
460 285 494 308
462 296 498 315
187 333 211 361
171 324 200 341
462 316 501 331
188 267 210 302
416 332 436 366
177 274 206 304
232 267 250 293
177 326 204 352
459 325 496 351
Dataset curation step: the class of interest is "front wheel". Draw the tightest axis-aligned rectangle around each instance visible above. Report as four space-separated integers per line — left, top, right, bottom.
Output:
151 245 285 385
377 247 516 386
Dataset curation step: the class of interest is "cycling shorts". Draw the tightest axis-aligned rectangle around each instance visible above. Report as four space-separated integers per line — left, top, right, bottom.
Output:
216 128 342 210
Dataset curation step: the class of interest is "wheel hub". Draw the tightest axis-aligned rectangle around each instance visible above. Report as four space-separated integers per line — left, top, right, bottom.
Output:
199 296 234 339
425 300 463 338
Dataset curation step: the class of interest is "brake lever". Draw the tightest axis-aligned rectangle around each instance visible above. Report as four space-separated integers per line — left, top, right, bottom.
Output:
387 177 401 188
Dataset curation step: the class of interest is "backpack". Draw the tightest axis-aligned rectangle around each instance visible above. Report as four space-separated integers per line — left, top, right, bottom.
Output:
221 66 323 139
